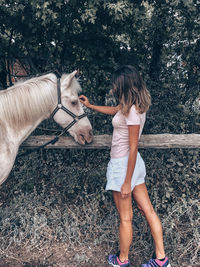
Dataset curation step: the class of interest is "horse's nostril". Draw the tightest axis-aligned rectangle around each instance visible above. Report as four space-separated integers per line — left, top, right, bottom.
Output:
79 134 86 144
89 130 93 137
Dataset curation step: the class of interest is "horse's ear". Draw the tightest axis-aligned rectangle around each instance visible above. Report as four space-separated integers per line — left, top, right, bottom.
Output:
63 70 78 88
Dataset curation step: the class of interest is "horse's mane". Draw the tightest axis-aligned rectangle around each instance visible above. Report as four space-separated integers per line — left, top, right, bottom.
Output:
0 74 57 129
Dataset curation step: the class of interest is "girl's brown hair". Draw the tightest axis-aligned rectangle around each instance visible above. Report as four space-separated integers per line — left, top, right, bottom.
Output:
111 65 151 115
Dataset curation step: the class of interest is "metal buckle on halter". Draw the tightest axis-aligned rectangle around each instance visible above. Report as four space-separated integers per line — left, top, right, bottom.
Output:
74 116 79 122
57 103 62 109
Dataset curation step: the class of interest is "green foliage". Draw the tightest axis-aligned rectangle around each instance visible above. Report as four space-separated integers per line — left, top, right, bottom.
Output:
0 0 199 133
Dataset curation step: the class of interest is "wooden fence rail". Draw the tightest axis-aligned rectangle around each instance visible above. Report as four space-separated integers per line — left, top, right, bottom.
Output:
22 134 200 149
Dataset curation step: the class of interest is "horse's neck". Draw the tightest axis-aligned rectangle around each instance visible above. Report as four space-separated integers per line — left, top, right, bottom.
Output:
2 74 57 126
2 75 58 145
8 116 46 146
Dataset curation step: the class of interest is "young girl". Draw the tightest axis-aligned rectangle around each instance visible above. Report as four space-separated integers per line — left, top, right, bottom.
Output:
79 65 170 267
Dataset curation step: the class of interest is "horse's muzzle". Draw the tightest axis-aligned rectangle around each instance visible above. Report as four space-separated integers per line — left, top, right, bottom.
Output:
77 129 93 145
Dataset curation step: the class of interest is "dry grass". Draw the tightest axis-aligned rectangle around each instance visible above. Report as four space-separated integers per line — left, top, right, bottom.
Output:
0 187 199 266
0 149 199 266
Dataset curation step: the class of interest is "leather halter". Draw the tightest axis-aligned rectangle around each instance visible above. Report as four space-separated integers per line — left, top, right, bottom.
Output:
50 73 87 134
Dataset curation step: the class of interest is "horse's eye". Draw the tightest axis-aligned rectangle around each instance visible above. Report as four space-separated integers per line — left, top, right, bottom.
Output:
71 100 78 106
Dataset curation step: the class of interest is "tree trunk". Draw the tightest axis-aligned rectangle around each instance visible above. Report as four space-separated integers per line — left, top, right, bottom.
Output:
149 2 168 81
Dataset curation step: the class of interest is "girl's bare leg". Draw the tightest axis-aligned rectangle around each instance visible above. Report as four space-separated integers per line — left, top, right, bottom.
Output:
113 191 133 262
133 183 165 259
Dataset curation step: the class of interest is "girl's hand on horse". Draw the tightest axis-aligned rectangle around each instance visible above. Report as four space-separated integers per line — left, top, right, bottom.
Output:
121 182 131 199
79 95 91 108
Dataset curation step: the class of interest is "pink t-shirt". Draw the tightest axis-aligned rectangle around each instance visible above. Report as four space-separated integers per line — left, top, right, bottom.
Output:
110 105 146 158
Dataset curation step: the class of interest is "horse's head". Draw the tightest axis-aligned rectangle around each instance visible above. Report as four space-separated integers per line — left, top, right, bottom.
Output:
53 71 93 144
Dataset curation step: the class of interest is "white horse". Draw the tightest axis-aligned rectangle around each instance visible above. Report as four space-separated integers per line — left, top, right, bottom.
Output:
0 70 93 185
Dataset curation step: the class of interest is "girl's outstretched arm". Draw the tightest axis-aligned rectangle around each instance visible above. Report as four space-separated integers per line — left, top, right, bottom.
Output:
79 95 120 115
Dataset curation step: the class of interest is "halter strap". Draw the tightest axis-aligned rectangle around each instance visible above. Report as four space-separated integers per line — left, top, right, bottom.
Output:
46 71 87 144
50 74 87 121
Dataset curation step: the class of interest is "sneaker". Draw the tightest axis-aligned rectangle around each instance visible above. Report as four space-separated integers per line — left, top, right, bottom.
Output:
108 254 130 267
141 256 171 267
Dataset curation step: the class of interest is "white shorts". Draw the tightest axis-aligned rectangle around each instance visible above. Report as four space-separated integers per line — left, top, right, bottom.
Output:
105 152 146 192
